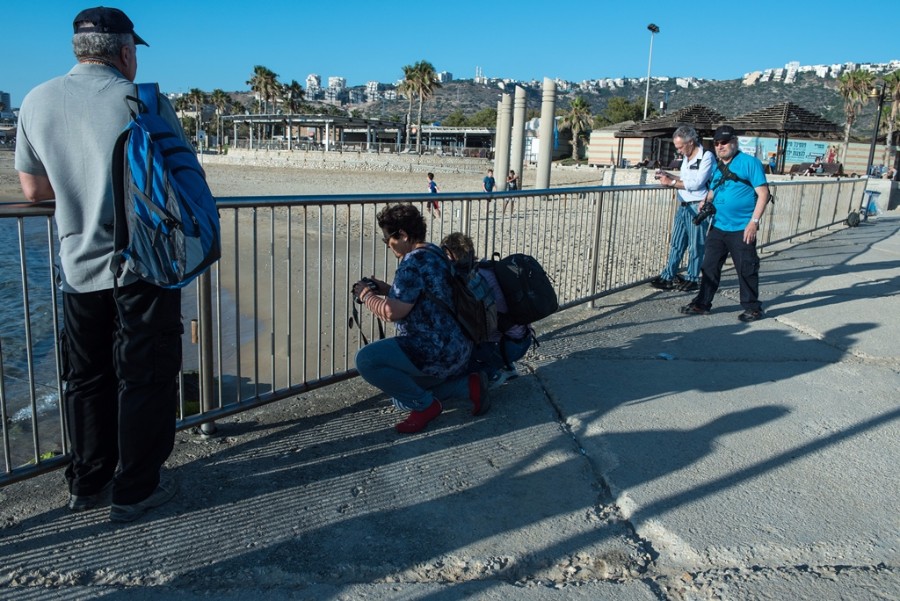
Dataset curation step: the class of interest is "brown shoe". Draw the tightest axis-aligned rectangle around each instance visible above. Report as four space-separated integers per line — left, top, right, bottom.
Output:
738 309 764 322
679 303 710 315
649 276 673 290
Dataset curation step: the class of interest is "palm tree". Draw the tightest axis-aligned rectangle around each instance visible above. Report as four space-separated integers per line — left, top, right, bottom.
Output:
837 69 875 165
247 65 271 113
281 80 305 114
559 97 593 161
399 63 417 151
277 80 305 144
879 70 900 171
186 88 207 148
412 60 440 153
246 65 280 140
209 89 230 151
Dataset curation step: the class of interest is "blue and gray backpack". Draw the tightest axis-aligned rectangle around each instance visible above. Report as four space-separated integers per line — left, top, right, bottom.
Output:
112 82 220 288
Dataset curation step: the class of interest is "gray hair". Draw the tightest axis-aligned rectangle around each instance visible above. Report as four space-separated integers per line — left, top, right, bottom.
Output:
672 125 700 146
72 32 133 60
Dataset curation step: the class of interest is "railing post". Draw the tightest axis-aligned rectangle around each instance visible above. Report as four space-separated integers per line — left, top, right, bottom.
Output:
588 190 606 308
197 270 217 435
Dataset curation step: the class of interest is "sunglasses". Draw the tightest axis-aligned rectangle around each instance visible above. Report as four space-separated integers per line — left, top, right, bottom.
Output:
382 230 399 244
714 139 734 146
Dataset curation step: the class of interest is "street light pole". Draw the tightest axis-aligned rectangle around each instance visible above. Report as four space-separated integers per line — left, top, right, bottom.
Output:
643 23 660 120
866 79 887 177
658 89 676 115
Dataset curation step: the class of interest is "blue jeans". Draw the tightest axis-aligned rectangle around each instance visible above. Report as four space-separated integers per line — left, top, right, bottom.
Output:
661 202 707 282
355 338 469 411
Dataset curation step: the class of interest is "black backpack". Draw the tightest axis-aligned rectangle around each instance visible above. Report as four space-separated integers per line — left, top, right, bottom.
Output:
483 253 558 331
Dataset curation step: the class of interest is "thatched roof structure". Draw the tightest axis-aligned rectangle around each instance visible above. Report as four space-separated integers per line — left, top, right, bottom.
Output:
725 102 841 139
722 102 842 172
610 101 841 173
614 104 727 138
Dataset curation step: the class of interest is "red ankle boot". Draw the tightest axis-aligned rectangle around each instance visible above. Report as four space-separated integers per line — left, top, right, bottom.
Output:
395 399 442 434
468 372 490 416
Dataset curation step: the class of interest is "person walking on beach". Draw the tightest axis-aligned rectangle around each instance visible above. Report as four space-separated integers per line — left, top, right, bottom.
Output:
15 7 189 522
504 169 519 213
506 170 518 191
426 172 441 216
483 169 495 193
441 232 533 389
680 126 770 322
352 205 489 434
650 125 715 292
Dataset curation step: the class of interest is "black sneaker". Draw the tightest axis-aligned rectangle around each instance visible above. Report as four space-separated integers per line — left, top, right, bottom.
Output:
679 303 710 315
738 309 764 322
109 480 178 523
649 277 673 290
677 280 699 292
68 481 112 512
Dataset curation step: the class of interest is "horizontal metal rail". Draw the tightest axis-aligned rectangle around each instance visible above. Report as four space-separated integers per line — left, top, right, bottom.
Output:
0 177 866 486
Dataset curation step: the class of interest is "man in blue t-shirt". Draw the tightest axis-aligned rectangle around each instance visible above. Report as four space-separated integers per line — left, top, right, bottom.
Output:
680 126 770 322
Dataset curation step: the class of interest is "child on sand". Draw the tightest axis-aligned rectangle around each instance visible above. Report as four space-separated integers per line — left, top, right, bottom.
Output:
426 172 440 217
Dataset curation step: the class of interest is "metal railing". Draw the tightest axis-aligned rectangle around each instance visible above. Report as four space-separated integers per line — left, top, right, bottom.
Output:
0 177 867 486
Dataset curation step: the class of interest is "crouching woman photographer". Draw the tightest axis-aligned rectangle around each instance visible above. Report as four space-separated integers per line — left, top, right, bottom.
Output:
352 204 478 434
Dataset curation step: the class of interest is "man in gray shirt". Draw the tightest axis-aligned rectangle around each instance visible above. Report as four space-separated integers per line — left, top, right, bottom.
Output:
16 7 188 523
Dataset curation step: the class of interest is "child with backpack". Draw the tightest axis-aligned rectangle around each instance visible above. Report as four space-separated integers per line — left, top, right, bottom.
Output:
441 233 536 389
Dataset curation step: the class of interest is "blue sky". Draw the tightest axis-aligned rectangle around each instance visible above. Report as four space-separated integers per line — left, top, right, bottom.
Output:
3 0 898 108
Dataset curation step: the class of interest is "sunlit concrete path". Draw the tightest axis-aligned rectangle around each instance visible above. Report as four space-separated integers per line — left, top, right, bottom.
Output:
2 217 898 600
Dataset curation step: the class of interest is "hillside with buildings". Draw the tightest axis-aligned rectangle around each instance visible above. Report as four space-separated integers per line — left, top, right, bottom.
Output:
2 59 897 143
319 59 899 141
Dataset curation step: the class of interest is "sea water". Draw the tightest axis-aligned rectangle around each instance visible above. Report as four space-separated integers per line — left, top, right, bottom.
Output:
0 216 250 469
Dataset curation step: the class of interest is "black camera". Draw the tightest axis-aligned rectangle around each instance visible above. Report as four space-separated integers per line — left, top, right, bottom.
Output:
692 203 716 225
353 277 380 303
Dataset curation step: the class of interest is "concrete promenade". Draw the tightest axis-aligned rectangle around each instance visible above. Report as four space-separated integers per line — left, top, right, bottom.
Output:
1 217 898 600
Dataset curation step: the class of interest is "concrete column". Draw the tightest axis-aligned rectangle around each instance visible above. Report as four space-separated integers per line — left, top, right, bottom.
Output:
493 100 503 167
494 93 513 191
509 86 527 190
535 78 556 190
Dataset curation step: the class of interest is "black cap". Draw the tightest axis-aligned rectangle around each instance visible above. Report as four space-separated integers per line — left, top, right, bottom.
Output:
713 125 737 142
73 7 148 46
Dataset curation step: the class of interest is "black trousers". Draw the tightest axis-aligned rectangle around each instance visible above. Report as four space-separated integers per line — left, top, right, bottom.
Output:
61 280 182 505
692 226 762 312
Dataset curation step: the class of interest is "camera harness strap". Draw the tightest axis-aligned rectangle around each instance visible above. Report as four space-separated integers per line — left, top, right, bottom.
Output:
712 158 755 192
712 156 774 204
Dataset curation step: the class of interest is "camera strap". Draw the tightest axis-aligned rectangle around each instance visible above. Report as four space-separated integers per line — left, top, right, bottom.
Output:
349 300 385 345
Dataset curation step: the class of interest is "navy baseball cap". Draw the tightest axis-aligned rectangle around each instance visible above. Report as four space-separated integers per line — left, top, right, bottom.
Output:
73 7 148 46
713 125 737 142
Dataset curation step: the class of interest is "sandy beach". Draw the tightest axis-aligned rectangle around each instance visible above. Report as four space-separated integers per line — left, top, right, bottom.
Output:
0 147 608 402
1 148 602 200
